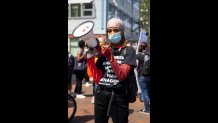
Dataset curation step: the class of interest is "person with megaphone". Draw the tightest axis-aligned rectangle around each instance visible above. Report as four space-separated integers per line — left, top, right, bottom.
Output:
86 37 107 104
85 18 137 123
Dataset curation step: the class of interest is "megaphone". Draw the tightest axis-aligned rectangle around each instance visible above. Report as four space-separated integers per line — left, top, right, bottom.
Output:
72 21 97 48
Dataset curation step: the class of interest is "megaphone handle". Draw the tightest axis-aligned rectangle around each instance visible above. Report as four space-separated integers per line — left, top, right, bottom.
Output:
95 43 102 55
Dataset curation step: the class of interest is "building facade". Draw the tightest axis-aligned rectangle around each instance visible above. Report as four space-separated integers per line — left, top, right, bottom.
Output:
68 0 140 56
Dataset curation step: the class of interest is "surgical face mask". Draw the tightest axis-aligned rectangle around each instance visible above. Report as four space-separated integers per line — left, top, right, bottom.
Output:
108 32 121 44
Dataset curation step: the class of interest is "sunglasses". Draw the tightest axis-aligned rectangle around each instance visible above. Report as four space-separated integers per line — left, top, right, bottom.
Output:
107 28 120 33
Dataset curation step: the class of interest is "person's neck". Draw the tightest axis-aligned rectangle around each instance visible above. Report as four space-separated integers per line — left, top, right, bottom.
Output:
80 48 84 50
111 40 125 49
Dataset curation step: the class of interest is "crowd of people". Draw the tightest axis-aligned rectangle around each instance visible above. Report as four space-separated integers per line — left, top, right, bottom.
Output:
68 18 150 123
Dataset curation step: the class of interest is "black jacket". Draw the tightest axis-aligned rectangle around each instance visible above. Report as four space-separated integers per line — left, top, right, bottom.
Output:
68 53 75 73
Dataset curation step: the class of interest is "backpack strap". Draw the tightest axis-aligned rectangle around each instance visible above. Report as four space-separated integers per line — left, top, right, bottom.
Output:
122 47 127 56
144 55 150 62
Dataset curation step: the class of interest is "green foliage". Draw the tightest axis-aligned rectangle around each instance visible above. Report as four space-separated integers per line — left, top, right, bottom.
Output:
139 0 150 32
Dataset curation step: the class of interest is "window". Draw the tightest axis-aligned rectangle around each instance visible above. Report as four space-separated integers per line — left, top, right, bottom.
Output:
110 6 115 16
70 38 80 56
83 3 92 9
71 4 81 17
82 3 93 16
123 14 127 21
122 0 124 5
108 5 112 18
68 2 94 18
118 10 123 18
68 4 69 17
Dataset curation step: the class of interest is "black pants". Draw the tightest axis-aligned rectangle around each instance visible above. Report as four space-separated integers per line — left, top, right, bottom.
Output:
74 70 85 94
93 82 95 95
94 86 129 123
84 67 89 82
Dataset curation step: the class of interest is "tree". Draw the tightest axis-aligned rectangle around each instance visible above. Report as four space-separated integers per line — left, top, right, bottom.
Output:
139 0 150 33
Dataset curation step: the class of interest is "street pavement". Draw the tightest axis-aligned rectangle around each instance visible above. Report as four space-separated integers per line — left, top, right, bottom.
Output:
69 82 150 123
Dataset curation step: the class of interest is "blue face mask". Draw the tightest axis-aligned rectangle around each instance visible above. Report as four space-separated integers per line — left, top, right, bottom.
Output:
108 32 121 44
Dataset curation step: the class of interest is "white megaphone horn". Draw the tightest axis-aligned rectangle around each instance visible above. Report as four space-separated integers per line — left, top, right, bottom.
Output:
72 21 97 48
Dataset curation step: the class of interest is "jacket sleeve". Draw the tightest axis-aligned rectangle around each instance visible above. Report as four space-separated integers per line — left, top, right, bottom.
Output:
109 56 132 81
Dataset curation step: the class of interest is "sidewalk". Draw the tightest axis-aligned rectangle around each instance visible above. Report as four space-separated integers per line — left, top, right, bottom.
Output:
69 82 150 123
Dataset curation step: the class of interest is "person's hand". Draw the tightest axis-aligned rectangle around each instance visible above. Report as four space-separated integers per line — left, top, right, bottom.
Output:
86 48 99 59
86 53 93 59
101 47 112 59
89 77 94 82
84 48 89 53
101 44 110 49
94 43 102 55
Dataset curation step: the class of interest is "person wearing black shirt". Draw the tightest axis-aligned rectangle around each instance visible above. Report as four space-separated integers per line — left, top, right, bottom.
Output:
87 18 136 123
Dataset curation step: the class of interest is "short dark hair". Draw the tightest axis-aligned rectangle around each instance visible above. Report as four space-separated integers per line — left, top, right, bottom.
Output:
139 44 146 52
78 40 85 48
